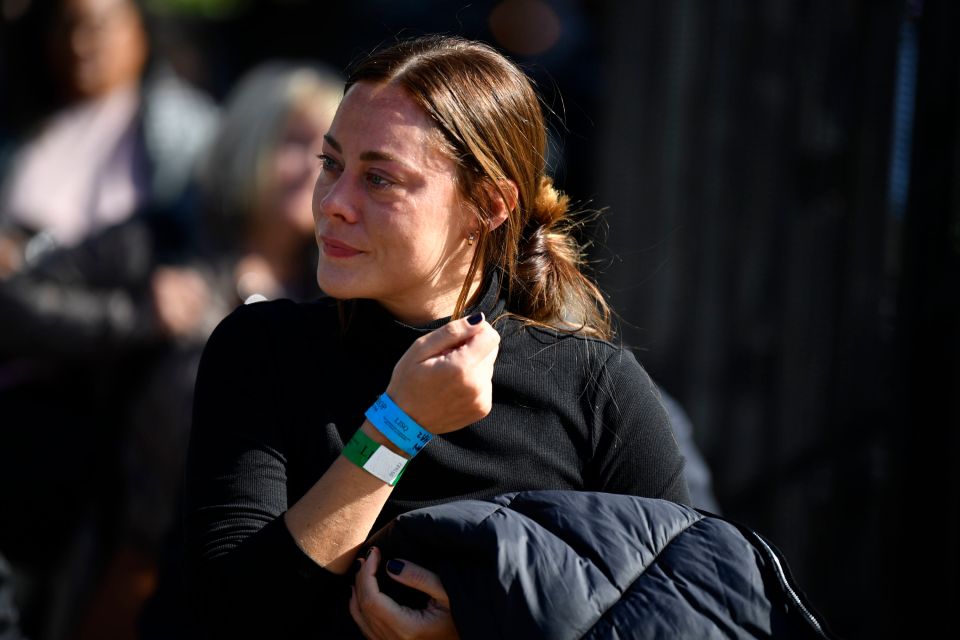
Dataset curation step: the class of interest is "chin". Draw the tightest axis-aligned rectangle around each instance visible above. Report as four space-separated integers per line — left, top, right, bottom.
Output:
316 266 367 301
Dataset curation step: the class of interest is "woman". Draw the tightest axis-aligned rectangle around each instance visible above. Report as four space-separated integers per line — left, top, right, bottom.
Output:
184 35 689 638
199 61 343 306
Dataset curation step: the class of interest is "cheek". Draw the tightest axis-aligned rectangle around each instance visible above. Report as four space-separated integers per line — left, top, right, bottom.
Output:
311 178 327 223
105 22 145 79
391 221 452 269
275 146 316 185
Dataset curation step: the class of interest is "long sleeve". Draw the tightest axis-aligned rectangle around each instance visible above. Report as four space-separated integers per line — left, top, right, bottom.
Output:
589 347 691 506
183 302 356 638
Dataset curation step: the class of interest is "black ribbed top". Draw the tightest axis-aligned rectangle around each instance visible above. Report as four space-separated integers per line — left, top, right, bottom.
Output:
183 280 689 637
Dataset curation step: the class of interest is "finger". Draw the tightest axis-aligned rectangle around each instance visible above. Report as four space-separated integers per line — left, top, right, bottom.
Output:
354 548 409 635
354 548 398 614
408 313 487 361
349 585 378 639
462 323 500 366
429 322 500 368
475 339 499 379
354 549 382 606
384 557 451 606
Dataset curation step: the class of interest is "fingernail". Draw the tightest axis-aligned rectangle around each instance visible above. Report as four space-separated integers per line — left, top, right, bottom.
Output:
364 547 374 559
467 312 484 325
386 559 405 575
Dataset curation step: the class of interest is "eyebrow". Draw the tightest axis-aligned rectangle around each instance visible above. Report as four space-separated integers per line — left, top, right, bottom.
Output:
324 134 414 171
323 134 341 152
360 150 400 163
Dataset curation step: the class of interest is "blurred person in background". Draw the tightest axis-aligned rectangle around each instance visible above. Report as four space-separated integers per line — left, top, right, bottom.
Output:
0 0 217 277
0 551 26 640
77 59 343 640
0 0 216 637
131 61 343 640
117 60 343 572
0 58 342 640
658 386 721 513
198 61 343 306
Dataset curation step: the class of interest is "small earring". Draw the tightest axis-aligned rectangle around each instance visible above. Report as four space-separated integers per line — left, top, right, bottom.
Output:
467 232 476 246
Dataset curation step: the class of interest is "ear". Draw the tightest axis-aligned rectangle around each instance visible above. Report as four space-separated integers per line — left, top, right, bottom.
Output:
484 179 518 232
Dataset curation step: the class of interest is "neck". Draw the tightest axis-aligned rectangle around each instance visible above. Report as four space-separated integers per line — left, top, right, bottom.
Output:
380 271 484 326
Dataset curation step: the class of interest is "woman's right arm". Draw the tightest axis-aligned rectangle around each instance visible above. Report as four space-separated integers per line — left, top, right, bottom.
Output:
184 305 498 633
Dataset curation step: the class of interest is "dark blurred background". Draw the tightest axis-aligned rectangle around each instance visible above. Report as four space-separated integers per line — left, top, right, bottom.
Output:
2 1 958 638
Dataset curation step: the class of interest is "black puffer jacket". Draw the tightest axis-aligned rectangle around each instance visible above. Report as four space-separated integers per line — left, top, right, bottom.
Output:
368 491 835 639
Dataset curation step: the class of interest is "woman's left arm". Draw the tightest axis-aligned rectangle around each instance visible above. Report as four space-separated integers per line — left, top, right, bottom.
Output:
590 349 692 505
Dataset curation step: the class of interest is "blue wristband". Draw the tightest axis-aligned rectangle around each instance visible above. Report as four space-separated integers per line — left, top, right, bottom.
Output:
365 393 433 457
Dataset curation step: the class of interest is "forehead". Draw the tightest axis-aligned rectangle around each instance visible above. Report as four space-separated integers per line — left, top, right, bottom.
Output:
329 82 450 164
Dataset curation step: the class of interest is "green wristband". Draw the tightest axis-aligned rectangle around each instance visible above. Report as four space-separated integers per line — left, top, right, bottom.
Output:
342 429 409 486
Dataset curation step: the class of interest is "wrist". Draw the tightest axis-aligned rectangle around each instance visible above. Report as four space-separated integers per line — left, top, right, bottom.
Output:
342 428 409 486
360 420 407 456
365 393 434 456
383 385 421 427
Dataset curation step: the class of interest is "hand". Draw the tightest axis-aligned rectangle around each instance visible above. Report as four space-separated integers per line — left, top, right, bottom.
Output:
0 231 25 278
386 313 500 434
350 546 459 640
151 266 211 338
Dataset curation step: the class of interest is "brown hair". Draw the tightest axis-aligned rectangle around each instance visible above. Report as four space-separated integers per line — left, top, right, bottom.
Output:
346 35 612 339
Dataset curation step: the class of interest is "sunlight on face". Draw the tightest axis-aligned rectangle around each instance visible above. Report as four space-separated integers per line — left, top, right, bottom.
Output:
312 82 475 324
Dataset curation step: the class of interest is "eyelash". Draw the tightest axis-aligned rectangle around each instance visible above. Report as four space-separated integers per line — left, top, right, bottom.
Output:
317 154 341 173
316 154 394 190
366 173 392 189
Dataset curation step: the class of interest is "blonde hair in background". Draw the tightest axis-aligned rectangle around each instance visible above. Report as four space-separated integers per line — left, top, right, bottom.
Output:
200 61 343 240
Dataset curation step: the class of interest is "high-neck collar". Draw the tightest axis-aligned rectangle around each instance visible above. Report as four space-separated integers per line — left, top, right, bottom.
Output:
343 272 506 341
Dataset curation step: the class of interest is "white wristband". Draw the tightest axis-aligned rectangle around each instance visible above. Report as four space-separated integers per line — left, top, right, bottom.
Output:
363 446 408 485
342 428 409 485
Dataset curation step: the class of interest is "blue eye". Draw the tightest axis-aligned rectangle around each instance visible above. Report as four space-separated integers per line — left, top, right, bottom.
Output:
317 154 341 172
367 173 392 189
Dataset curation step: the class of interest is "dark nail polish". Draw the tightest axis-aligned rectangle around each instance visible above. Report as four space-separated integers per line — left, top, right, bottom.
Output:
386 559 405 575
364 547 374 559
467 312 484 325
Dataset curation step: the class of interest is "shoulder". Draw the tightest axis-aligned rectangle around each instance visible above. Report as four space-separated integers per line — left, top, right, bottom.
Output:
498 316 620 361
494 318 663 410
498 316 650 381
196 297 341 393
206 296 340 351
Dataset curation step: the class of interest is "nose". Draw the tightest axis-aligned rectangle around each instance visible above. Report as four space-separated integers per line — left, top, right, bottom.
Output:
312 171 359 225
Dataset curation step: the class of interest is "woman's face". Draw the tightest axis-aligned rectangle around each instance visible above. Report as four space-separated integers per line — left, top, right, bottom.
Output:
49 0 148 99
263 107 329 238
312 81 474 323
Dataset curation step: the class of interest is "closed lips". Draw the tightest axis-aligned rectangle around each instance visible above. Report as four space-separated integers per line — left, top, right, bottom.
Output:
321 236 363 256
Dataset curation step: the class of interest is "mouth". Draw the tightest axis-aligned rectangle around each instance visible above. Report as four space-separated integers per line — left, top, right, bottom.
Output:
320 235 363 258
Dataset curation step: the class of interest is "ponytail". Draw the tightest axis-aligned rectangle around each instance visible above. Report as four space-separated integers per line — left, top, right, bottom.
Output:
506 176 612 340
